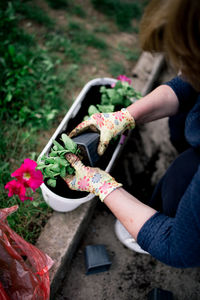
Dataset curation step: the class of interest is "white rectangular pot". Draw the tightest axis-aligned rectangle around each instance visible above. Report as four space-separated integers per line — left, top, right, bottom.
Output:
39 78 130 212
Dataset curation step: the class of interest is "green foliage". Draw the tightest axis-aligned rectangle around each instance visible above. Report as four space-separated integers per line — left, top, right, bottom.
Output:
108 62 126 77
91 0 144 30
37 134 79 187
118 44 140 61
101 81 141 106
6 193 52 244
45 33 83 62
69 5 86 18
45 0 69 9
13 0 54 27
94 24 111 33
0 3 67 129
84 81 141 119
68 21 108 50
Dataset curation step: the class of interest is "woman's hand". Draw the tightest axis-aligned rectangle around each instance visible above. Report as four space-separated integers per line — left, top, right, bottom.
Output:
64 153 122 202
69 108 135 155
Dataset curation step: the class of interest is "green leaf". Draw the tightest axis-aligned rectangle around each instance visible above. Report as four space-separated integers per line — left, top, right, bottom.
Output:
8 45 15 57
124 98 132 107
111 94 123 105
97 104 114 113
45 167 56 178
32 201 39 207
100 86 107 93
50 163 60 172
101 95 110 105
5 92 13 102
36 164 47 170
60 166 66 178
53 140 65 150
61 134 77 153
45 157 55 164
39 202 49 209
49 151 57 157
66 166 75 175
114 81 123 89
83 115 89 121
107 89 115 99
47 179 56 187
88 105 100 116
55 157 69 166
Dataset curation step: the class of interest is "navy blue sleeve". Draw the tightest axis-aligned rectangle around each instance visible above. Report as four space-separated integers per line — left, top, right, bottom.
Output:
164 76 198 112
137 164 200 268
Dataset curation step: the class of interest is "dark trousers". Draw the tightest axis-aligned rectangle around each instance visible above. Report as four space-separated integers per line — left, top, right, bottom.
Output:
149 115 200 217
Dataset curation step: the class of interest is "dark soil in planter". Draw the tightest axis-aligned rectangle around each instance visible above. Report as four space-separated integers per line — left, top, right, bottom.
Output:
44 84 123 199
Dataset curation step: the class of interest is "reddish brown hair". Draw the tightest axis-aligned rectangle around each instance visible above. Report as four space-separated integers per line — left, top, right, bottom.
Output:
140 0 200 91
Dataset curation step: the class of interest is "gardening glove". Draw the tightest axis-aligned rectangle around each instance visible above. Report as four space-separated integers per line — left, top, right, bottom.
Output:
64 153 122 202
69 108 135 155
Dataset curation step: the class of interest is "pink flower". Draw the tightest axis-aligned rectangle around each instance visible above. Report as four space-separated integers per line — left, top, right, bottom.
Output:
5 180 33 202
117 75 132 85
11 158 43 191
111 75 132 88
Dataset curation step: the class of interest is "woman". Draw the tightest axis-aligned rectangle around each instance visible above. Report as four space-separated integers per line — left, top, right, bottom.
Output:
65 0 200 268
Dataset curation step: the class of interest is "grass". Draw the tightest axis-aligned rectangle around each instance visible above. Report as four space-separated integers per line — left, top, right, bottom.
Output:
45 0 69 9
0 122 52 244
108 61 126 77
118 44 140 62
45 32 84 62
0 0 146 244
67 21 108 50
13 0 55 28
91 0 146 31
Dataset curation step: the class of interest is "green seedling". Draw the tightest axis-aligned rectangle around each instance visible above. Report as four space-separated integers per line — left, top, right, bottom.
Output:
84 80 141 119
37 134 79 188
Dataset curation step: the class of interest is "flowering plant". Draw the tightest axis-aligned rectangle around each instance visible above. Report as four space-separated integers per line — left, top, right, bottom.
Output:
5 75 140 201
5 159 43 202
5 134 79 201
84 75 141 119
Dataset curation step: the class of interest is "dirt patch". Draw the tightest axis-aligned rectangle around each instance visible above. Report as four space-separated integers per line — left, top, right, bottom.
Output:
54 204 200 300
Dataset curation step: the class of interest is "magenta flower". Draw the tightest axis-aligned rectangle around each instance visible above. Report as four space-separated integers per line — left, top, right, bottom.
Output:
117 75 132 85
11 158 43 191
111 75 132 88
5 180 33 202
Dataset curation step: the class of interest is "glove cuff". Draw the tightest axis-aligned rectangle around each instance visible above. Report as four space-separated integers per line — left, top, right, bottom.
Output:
121 108 135 130
98 179 122 202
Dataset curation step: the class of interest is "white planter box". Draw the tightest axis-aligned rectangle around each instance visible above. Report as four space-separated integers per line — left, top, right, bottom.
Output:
39 78 129 212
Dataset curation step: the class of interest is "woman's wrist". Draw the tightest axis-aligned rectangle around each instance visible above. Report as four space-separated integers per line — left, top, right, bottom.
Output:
126 84 179 124
103 187 157 239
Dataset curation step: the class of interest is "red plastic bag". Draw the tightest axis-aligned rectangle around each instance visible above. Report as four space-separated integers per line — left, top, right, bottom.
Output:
0 206 54 300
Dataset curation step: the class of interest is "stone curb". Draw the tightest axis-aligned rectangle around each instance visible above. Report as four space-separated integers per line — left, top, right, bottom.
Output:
35 51 165 299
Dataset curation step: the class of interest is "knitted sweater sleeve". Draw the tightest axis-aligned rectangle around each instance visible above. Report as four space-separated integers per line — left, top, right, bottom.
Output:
163 76 198 112
137 165 200 268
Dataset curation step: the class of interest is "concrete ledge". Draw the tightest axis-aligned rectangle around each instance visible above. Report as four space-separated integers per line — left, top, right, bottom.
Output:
132 52 165 96
35 51 165 299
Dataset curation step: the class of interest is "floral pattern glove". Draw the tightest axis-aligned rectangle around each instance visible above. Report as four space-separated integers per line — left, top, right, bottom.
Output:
64 153 122 202
69 108 135 155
